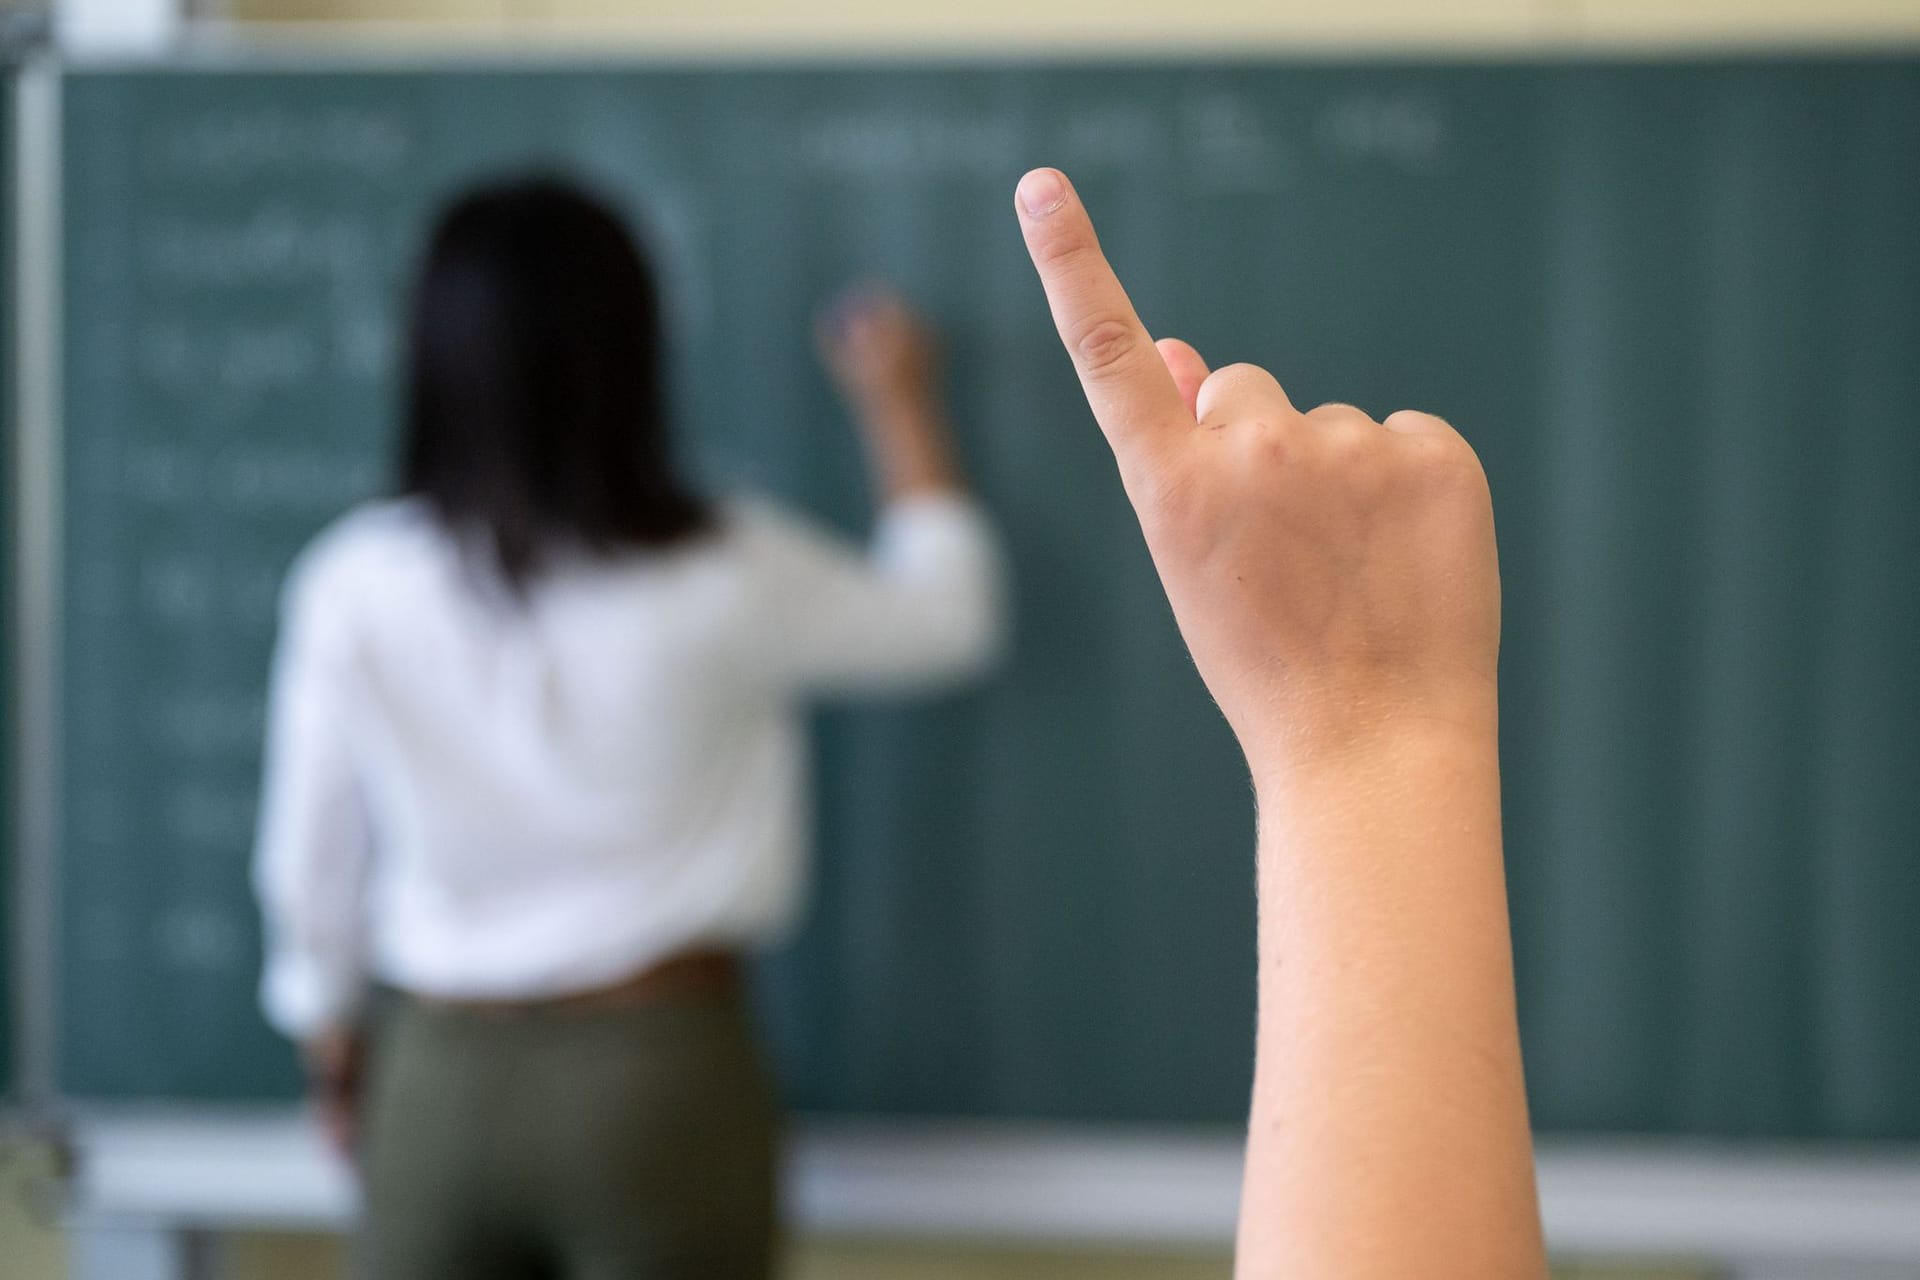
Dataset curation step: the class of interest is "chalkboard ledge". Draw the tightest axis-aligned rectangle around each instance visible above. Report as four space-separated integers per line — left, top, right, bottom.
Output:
55 1110 1920 1272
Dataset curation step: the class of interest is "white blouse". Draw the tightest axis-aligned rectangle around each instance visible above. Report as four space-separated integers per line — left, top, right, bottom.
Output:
254 493 1006 1039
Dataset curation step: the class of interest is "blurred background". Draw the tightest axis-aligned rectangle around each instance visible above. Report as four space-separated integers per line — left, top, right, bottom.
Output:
3 1 1919 1279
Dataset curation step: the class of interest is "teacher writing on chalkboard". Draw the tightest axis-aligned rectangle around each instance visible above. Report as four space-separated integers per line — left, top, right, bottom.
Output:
251 177 1006 1279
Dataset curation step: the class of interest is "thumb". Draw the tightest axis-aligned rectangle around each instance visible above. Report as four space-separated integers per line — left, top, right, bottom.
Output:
1155 338 1211 420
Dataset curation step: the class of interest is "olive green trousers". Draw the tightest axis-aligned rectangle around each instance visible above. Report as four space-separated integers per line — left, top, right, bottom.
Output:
360 987 781 1280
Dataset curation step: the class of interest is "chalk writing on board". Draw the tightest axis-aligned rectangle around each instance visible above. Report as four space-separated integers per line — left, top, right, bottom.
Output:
639 193 715 340
137 557 284 630
82 319 133 381
332 307 396 383
138 557 217 626
1060 106 1169 171
147 109 413 182
74 562 122 620
230 570 285 629
164 786 259 852
73 227 126 283
1313 95 1449 173
140 207 376 287
77 791 129 849
117 443 382 513
155 905 246 974
221 451 384 513
80 904 132 967
137 320 323 395
799 110 1021 178
143 691 267 757
1181 94 1296 193
120 443 200 506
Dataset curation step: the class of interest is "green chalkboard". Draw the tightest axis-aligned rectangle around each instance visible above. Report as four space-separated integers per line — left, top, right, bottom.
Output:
50 58 1920 1136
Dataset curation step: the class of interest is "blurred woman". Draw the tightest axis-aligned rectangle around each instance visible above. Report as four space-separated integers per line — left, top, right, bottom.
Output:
253 176 1005 1279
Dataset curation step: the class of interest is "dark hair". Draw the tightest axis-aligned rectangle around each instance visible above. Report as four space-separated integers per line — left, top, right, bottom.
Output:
400 176 710 590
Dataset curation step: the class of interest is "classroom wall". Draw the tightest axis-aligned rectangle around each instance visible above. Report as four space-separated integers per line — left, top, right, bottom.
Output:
221 0 1920 45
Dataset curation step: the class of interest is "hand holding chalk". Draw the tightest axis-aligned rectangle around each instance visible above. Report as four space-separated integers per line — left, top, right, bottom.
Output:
817 283 960 500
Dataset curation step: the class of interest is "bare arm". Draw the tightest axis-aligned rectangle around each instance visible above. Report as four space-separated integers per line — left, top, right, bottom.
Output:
1014 167 1544 1279
778 285 1005 692
817 285 962 501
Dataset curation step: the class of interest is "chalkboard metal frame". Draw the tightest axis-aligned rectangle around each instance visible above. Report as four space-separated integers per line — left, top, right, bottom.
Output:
56 1112 1920 1269
7 58 62 1118
0 60 10 1109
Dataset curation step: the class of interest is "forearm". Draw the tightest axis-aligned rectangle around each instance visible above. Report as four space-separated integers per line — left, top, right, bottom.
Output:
853 395 962 501
1238 722 1543 1279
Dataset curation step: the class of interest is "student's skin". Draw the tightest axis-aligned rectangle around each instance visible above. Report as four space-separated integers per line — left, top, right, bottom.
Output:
1014 167 1546 1278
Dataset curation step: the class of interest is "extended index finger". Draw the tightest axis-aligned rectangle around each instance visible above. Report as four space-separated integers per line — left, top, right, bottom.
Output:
1016 169 1191 453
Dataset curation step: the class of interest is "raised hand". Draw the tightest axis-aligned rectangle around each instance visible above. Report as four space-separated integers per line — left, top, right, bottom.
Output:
1013 167 1500 781
1015 168 1542 1279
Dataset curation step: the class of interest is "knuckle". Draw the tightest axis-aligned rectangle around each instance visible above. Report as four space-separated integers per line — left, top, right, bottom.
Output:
1073 317 1144 377
1427 423 1481 468
1029 222 1092 270
1383 408 1439 433
1315 412 1379 464
1198 363 1289 423
1407 430 1489 492
1206 364 1267 404
1455 446 1493 499
1326 414 1374 446
1254 429 1294 470
1307 401 1374 429
1208 363 1270 395
1231 419 1298 478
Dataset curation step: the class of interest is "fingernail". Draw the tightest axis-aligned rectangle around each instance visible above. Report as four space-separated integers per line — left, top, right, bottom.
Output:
1017 169 1067 218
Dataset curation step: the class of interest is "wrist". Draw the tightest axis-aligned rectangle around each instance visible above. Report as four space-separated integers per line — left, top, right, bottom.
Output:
857 405 961 498
851 385 941 430
302 1027 362 1080
1249 713 1507 938
877 452 961 500
1245 697 1498 812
